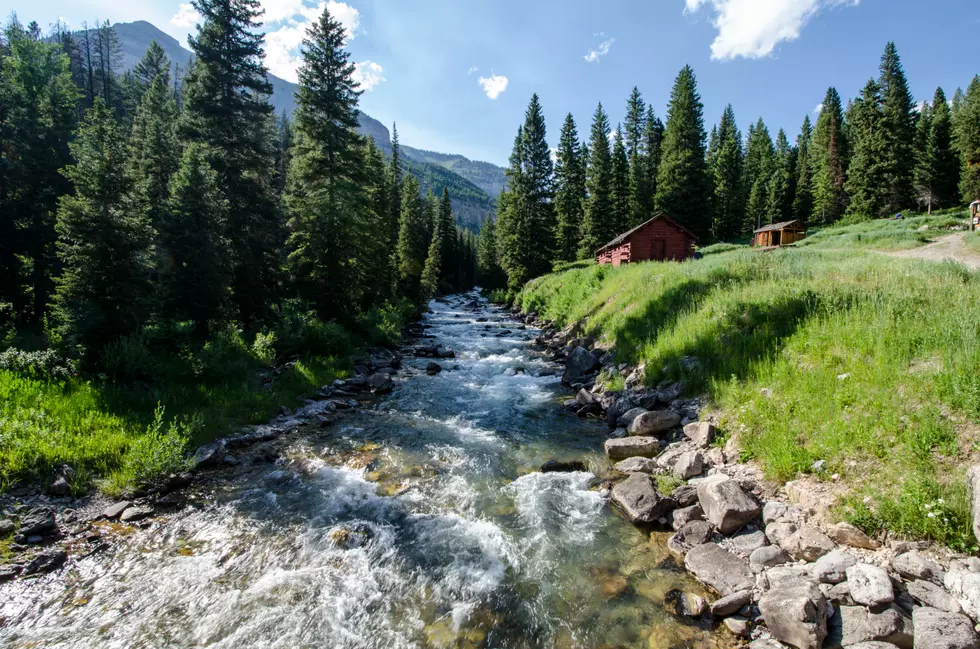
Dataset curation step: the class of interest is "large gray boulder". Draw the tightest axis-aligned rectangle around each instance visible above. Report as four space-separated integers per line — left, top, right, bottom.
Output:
684 542 755 596
826 605 913 649
944 570 980 622
758 582 828 649
907 579 962 613
627 410 681 436
611 473 674 524
604 436 660 460
615 406 647 428
781 525 836 561
668 520 714 558
613 457 658 473
750 545 793 572
913 606 980 649
191 440 227 470
814 549 858 584
683 421 715 448
711 589 753 617
846 563 895 607
697 475 761 534
893 551 945 585
562 346 599 384
673 451 703 479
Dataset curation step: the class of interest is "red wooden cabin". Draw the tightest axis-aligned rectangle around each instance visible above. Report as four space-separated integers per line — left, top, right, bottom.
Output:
595 213 697 266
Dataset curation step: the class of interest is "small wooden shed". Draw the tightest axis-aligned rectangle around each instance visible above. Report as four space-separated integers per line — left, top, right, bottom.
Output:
595 213 697 266
753 220 807 247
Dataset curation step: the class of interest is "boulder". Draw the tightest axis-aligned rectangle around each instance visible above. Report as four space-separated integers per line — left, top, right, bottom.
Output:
671 504 704 530
425 362 442 375
750 545 793 572
697 475 761 534
814 549 858 585
562 346 599 384
683 421 716 448
748 640 785 649
908 579 962 613
663 589 708 617
781 525 836 561
673 451 704 479
726 528 768 558
711 589 753 617
944 570 980 622
627 410 681 436
670 484 699 507
120 505 154 523
723 616 752 638
826 605 913 649
49 475 70 496
17 509 56 537
766 520 799 547
540 459 587 473
610 473 674 524
615 407 647 429
575 389 597 407
368 372 393 394
605 398 636 426
826 521 879 550
20 548 67 576
912 607 980 649
435 346 455 358
766 565 816 590
684 543 755 596
604 436 660 460
758 582 828 649
191 440 227 470
893 551 945 585
614 457 658 474
968 465 980 545
763 501 806 525
0 519 14 536
846 563 895 607
103 501 132 520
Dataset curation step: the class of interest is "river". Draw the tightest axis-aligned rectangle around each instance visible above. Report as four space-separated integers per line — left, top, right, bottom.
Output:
0 292 729 649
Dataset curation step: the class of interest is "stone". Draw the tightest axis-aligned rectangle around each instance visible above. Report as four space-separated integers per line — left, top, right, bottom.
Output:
627 410 681 436
616 407 648 428
726 528 768 558
846 563 895 607
20 548 67 576
763 500 805 524
758 582 828 649
120 505 154 523
426 362 442 375
102 501 132 520
604 436 660 460
671 505 704 530
723 616 752 638
562 346 599 384
667 520 714 558
604 397 634 426
844 643 904 649
610 473 674 524
49 475 70 496
0 519 15 536
663 589 708 617
907 580 962 613
368 372 394 394
944 570 980 621
697 475 761 534
825 581 852 605
683 421 716 448
683 543 755 596
913 607 980 649
704 447 726 468
826 521 879 550
18 509 55 537
968 465 980 545
781 525 836 561
0 565 19 582
575 388 597 406
673 451 704 479
670 484 699 507
766 521 799 547
766 565 816 589
191 440 227 470
540 459 587 473
814 549 859 585
750 545 793 572
892 551 945 585
826 605 914 649
711 589 753 617
435 346 455 358
748 640 784 649
614 457 658 474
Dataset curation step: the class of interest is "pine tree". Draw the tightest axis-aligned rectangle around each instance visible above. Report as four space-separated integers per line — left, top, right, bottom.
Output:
129 74 178 230
644 105 665 214
396 175 428 299
273 110 293 198
793 115 814 222
611 126 631 235
709 105 743 240
845 79 889 218
284 6 373 320
52 99 154 357
925 88 959 208
956 76 980 203
743 119 775 232
160 144 232 335
182 0 281 324
624 87 651 225
553 113 586 263
386 124 403 252
477 214 506 289
579 103 614 257
878 42 916 214
419 212 443 305
766 129 795 224
497 127 531 289
811 87 849 223
437 187 457 288
134 40 171 92
655 65 712 240
363 136 392 303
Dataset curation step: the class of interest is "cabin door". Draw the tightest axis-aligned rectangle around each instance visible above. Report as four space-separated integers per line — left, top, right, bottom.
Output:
652 238 666 261
771 231 781 246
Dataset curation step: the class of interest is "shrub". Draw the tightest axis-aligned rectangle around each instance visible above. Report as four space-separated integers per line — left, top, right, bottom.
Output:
251 331 278 365
100 333 160 383
0 347 78 381
107 404 191 492
358 299 414 346
486 288 510 305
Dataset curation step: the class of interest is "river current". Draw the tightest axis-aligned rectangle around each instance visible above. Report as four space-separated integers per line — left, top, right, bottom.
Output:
0 292 728 649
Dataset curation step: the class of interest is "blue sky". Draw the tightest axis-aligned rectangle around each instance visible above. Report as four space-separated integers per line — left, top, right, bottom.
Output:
9 0 980 166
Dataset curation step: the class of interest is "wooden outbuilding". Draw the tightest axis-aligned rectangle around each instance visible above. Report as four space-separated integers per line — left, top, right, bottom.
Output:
752 220 807 247
595 213 697 266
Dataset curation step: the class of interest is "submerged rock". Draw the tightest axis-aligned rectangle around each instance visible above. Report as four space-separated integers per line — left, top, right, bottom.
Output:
540 459 587 473
663 589 708 617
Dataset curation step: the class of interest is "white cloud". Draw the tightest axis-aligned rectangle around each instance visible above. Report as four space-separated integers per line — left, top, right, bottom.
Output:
684 0 860 60
478 73 509 100
353 61 385 91
467 66 479 75
263 1 361 83
814 103 823 115
584 37 616 63
170 3 200 29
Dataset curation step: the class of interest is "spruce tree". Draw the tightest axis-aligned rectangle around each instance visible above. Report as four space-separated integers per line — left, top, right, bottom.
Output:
579 103 613 257
284 6 372 321
624 87 650 225
477 214 506 289
553 113 586 263
743 118 776 231
134 40 171 91
182 0 281 324
273 110 293 198
497 127 531 289
129 74 178 230
386 124 403 257
811 87 849 223
437 187 457 288
419 213 443 305
396 174 428 299
956 76 980 203
161 144 232 335
611 126 631 235
845 79 889 218
925 88 959 208
709 105 743 240
766 129 795 224
793 116 814 223
519 93 555 276
654 65 712 240
644 105 665 214
363 136 392 303
878 42 916 214
53 99 154 357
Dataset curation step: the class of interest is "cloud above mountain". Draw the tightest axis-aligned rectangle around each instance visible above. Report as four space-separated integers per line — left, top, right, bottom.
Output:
478 73 509 100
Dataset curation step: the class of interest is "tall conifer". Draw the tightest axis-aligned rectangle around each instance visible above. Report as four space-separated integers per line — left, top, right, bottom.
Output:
793 116 814 222
709 105 743 240
553 113 586 263
956 76 980 203
878 42 916 213
743 119 775 232
611 126 630 235
579 103 613 257
845 79 889 218
129 74 178 230
811 87 849 223
766 129 795 224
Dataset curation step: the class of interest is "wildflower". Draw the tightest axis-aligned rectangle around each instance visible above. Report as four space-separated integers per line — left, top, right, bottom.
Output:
928 512 936 518
938 498 945 505
925 503 932 509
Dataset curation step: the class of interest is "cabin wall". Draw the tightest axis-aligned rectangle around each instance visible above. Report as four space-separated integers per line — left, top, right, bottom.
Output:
627 220 694 262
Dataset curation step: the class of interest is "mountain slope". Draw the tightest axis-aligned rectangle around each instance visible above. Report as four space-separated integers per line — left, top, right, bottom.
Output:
402 146 506 198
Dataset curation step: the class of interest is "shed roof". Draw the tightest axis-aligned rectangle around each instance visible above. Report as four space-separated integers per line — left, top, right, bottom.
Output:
753 220 805 234
596 213 697 253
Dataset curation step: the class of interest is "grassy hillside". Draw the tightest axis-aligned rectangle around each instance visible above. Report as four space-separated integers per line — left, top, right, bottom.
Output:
797 209 968 250
518 248 980 549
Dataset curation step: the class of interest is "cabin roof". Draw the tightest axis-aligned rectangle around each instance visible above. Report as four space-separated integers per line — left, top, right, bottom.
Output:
596 212 697 253
754 220 805 234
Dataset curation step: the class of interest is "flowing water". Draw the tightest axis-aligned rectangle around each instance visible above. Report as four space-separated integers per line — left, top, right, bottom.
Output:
0 293 730 649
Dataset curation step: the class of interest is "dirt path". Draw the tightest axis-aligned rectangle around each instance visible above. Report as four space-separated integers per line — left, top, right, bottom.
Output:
887 231 980 270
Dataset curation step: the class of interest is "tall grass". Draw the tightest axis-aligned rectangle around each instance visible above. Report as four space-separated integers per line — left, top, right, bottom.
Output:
798 210 968 251
519 249 980 549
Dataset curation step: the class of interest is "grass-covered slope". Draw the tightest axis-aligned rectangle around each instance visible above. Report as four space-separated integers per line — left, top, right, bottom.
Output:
518 248 980 549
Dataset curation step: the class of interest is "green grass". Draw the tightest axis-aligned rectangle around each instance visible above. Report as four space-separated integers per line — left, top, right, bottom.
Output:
698 242 748 256
965 231 980 254
797 209 969 251
518 249 980 549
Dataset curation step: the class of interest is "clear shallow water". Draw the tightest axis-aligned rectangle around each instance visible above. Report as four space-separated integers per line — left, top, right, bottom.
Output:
0 292 730 649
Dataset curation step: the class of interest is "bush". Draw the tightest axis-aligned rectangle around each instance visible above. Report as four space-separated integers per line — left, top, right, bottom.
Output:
106 404 191 492
100 333 160 383
0 347 78 381
357 299 414 346
486 288 510 305
273 303 358 359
